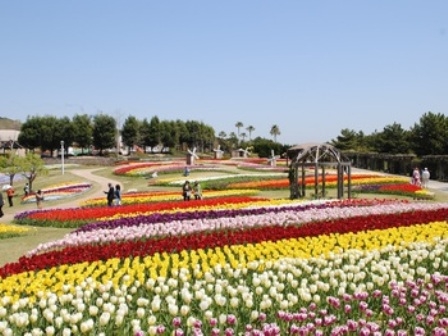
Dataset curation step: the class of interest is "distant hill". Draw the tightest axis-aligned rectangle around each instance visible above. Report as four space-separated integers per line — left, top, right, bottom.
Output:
0 117 21 130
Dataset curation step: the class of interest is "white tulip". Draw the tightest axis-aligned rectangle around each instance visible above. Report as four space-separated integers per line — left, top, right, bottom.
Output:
99 312 110 326
62 328 71 336
115 313 124 326
2 328 13 336
31 329 43 336
80 319 94 333
88 306 99 316
54 317 63 328
147 315 157 325
180 305 190 316
199 299 210 311
230 297 239 308
151 298 161 312
45 326 55 336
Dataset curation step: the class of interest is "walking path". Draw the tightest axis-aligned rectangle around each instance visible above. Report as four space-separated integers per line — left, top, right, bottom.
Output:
1 168 120 224
0 168 121 267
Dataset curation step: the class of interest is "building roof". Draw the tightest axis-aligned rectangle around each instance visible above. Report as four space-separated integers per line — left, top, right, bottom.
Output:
0 129 20 142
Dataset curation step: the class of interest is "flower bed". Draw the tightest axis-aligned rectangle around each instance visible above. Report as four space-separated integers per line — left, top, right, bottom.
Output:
0 223 32 239
13 196 271 228
114 161 234 177
21 182 92 203
1 197 447 334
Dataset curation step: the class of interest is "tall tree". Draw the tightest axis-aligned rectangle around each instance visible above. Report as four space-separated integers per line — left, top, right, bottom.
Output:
147 116 161 151
121 116 140 154
270 124 281 143
18 153 48 191
53 116 75 154
92 114 116 155
246 125 255 141
18 116 42 151
374 122 410 154
218 131 227 139
331 128 362 151
409 112 448 156
0 153 24 186
235 121 244 140
72 114 93 153
159 120 177 152
240 132 247 142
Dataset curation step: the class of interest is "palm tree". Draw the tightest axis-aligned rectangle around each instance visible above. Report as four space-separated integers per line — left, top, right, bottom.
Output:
246 125 255 141
270 124 281 143
235 121 244 140
218 131 227 139
240 132 247 142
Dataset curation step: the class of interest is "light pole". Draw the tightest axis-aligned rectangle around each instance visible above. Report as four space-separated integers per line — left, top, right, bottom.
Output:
60 140 65 175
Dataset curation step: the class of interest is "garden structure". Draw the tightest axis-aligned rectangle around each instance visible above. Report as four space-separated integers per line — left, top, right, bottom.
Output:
287 142 352 199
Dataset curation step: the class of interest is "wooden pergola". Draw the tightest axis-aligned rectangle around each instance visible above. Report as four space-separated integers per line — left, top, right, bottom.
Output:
287 142 352 199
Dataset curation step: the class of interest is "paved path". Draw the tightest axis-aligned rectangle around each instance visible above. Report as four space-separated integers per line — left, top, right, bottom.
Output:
0 168 121 267
1 168 120 224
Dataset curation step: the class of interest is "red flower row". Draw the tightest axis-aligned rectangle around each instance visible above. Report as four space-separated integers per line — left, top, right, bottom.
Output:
2 205 447 278
17 196 267 224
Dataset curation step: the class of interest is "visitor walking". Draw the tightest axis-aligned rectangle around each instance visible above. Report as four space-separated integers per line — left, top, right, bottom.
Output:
0 190 4 218
412 167 421 187
114 184 122 205
421 168 430 188
6 186 14 207
104 183 115 207
35 190 44 209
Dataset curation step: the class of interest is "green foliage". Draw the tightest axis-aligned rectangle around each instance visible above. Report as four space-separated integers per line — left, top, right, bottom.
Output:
121 116 141 152
251 137 284 158
92 114 117 154
374 122 410 154
409 111 448 156
72 114 93 150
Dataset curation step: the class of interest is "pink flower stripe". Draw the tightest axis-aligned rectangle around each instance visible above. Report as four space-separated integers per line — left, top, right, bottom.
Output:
26 200 448 257
4 199 448 277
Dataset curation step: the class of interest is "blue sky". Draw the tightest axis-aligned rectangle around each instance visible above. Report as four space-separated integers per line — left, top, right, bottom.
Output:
1 1 447 145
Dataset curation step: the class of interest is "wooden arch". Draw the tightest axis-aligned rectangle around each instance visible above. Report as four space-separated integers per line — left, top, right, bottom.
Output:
287 142 352 199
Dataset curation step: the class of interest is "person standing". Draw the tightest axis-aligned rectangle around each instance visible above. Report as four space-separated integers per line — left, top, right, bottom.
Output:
192 181 202 200
104 183 115 206
182 181 191 201
6 186 14 207
0 190 4 217
412 167 421 187
421 168 430 188
23 183 29 197
35 190 44 209
114 184 122 205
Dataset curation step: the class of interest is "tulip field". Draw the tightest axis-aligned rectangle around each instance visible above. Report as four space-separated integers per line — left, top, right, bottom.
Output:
0 165 447 335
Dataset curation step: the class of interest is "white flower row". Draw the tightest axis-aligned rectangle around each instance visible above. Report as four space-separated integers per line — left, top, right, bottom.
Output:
2 239 447 335
27 200 448 257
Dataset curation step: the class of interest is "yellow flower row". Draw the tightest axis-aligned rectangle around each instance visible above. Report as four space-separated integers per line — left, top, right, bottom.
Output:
1 221 446 301
0 224 31 235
